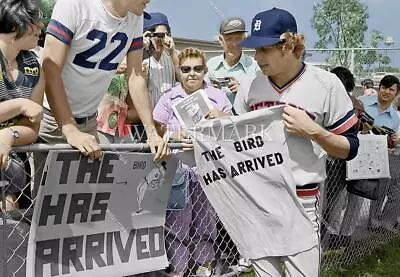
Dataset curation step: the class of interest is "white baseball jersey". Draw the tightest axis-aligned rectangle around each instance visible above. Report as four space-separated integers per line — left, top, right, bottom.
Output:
234 64 358 185
45 0 144 117
189 106 318 258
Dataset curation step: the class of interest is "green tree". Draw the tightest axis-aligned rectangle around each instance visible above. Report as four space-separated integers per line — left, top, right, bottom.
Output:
312 0 368 68
38 0 56 26
380 55 391 66
360 30 384 70
358 30 392 73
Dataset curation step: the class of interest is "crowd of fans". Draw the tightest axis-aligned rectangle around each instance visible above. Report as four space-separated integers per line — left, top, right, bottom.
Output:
1 0 400 276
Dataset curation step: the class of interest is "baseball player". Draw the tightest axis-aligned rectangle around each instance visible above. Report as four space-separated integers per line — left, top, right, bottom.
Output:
234 8 359 276
33 0 170 194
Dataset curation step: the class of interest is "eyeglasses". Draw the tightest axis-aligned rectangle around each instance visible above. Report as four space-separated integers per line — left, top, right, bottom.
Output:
180 65 204 73
146 32 170 38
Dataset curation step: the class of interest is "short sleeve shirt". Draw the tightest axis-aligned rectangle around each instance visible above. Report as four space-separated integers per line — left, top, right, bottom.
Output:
207 53 258 104
45 0 144 117
0 50 40 128
234 64 358 185
153 83 232 131
361 95 400 131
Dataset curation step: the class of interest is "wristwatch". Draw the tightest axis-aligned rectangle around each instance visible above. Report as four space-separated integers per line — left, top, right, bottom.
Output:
8 127 19 142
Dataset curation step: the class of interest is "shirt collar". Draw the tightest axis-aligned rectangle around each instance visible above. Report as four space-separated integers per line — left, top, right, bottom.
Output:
388 106 398 118
169 82 218 104
367 97 397 117
214 52 247 72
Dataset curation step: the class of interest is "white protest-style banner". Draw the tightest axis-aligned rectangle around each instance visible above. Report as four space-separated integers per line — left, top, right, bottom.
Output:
188 106 318 258
27 150 178 277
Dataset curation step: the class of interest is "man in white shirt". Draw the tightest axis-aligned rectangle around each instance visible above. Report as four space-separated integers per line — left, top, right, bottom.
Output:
207 17 258 107
34 0 170 195
234 7 359 276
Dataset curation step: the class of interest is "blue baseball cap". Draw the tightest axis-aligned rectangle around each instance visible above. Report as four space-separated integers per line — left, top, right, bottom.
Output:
240 8 297 48
143 11 151 20
143 12 169 31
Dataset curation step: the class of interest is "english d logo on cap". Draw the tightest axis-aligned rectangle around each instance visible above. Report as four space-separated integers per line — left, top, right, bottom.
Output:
240 7 297 49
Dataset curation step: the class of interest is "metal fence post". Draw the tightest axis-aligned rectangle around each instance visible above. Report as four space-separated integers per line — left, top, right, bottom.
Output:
350 48 355 76
0 169 7 277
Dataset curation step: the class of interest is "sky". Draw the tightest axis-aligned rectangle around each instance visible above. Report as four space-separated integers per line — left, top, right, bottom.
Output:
146 0 400 49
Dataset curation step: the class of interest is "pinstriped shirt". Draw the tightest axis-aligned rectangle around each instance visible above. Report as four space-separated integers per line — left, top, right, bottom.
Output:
143 52 176 108
0 50 40 128
0 50 40 100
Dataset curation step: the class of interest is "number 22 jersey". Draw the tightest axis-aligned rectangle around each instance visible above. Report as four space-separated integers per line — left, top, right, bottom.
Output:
46 0 144 117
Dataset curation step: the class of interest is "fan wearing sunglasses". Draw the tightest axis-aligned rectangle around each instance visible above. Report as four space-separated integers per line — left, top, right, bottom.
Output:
153 47 232 277
142 12 178 108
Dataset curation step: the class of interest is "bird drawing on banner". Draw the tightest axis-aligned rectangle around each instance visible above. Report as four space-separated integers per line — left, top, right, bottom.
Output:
136 161 167 213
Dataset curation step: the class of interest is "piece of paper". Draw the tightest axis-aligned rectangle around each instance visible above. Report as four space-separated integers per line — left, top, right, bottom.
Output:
346 134 390 180
172 89 214 128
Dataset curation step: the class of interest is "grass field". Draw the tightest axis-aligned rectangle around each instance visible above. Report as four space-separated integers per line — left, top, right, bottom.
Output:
239 236 400 277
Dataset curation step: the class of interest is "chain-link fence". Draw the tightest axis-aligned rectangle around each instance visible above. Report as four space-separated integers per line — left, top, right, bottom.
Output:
305 48 400 83
320 150 400 274
2 144 400 276
306 48 400 99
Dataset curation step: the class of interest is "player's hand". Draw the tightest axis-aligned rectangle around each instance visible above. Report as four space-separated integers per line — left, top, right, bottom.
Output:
146 133 171 162
143 31 152 50
170 129 190 141
19 98 43 123
171 130 193 151
283 106 322 139
0 129 13 169
228 77 240 93
205 108 227 120
63 126 103 160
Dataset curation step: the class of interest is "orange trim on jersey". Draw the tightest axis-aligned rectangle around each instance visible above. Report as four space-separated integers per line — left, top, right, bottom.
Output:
47 25 72 41
296 187 319 197
128 37 144 52
330 114 358 134
269 64 307 94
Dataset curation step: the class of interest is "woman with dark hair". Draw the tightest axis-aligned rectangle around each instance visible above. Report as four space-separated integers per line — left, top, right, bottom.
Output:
0 0 45 210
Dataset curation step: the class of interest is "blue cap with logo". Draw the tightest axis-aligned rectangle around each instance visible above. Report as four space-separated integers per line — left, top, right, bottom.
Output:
240 7 297 48
143 12 169 31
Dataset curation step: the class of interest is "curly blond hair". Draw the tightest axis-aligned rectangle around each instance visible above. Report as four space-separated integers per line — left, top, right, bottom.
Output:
178 47 208 74
278 32 305 59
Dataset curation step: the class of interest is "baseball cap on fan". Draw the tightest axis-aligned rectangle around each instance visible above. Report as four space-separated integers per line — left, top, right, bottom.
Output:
143 12 169 31
220 17 246 34
240 7 297 48
143 11 151 19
